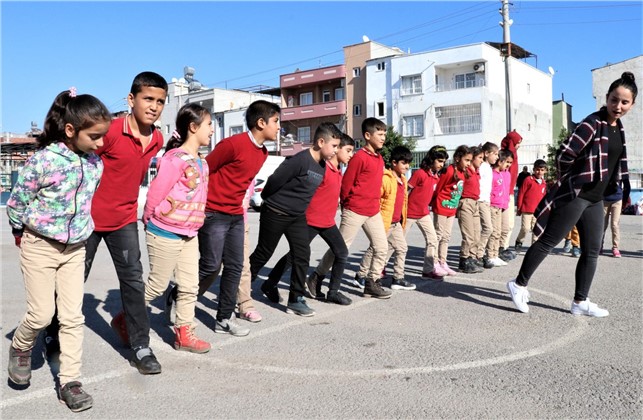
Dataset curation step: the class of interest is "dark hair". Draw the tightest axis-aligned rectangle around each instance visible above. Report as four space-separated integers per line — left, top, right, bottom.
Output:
494 149 514 167
245 100 281 130
451 145 472 179
362 117 387 136
130 71 168 95
469 145 483 158
340 133 355 148
38 90 111 149
313 122 342 146
481 141 499 155
390 145 412 165
165 103 210 153
420 145 448 170
533 159 547 169
607 71 638 102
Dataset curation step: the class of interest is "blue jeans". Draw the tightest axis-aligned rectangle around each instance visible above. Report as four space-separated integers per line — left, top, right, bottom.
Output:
198 212 244 321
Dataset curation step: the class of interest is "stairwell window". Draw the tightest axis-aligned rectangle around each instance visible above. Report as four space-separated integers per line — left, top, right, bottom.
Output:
401 75 422 96
402 115 424 137
377 62 386 71
354 104 362 116
353 67 361 77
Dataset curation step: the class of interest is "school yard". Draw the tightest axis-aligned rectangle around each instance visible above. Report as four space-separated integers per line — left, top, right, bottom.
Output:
1 210 642 419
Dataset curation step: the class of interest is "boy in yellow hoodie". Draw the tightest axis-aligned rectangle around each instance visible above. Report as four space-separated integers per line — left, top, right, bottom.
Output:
355 146 415 290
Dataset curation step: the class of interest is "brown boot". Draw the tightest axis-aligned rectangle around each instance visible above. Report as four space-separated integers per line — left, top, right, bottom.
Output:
174 325 211 354
363 278 392 299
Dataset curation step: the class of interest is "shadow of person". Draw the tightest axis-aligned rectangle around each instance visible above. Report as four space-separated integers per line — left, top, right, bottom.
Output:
82 291 129 360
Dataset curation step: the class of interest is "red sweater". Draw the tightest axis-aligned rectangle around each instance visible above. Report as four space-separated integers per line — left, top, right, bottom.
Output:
407 168 439 219
461 166 481 200
517 175 547 214
432 165 465 217
205 132 267 215
92 117 164 231
340 148 384 217
306 161 341 228
501 131 522 191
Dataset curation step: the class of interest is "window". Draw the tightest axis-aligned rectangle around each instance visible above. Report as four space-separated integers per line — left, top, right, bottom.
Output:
401 75 422 95
402 115 424 137
335 88 345 100
353 67 361 77
353 104 362 116
322 90 331 102
300 92 313 106
376 102 385 117
297 126 311 143
230 125 243 136
434 103 482 135
455 72 477 89
377 62 386 71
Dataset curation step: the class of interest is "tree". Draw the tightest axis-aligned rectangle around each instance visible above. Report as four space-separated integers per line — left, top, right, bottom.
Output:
545 127 571 184
379 126 417 168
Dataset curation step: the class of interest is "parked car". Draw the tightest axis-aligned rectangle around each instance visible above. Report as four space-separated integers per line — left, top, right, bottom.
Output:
249 179 265 211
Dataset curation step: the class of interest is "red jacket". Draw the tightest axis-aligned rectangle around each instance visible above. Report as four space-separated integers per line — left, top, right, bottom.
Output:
501 131 522 191
340 148 384 217
306 161 341 228
517 175 547 214
407 168 439 219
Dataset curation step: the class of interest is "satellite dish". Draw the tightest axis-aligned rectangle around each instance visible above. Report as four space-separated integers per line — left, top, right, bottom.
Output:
548 66 555 76
362 35 370 42
171 77 178 83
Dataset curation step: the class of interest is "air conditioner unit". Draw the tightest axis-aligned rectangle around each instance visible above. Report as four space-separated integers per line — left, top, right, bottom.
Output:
473 62 485 72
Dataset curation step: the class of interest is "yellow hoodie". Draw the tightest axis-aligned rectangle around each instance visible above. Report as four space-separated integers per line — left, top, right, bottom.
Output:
380 168 408 232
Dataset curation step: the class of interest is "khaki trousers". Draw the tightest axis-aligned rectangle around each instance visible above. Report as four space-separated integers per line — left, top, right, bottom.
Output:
457 198 479 259
603 200 622 249
476 201 493 259
433 214 455 262
486 206 503 258
12 230 86 385
516 213 537 245
237 222 255 313
144 232 199 327
406 215 438 272
503 195 516 249
357 221 407 280
314 209 388 281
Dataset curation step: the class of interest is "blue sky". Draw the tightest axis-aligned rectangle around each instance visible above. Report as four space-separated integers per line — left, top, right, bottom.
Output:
1 1 641 134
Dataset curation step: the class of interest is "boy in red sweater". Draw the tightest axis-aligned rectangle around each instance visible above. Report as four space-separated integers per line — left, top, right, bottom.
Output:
514 159 547 253
309 118 391 299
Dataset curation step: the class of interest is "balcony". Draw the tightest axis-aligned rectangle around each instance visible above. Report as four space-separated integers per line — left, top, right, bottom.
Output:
281 100 347 122
280 65 346 88
435 78 486 92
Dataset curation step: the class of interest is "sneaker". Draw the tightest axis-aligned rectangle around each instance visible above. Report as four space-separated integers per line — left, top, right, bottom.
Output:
432 262 448 277
8 346 31 385
482 256 495 269
472 258 485 268
164 285 177 326
110 311 129 346
461 258 483 274
325 290 352 305
239 310 262 323
348 273 366 289
514 242 523 254
363 278 392 299
306 272 325 300
130 346 161 375
286 296 315 316
571 246 581 258
570 299 609 317
174 325 211 353
490 257 507 267
612 248 621 258
563 239 572 253
58 381 93 412
440 261 457 276
421 270 444 281
458 257 468 271
506 280 530 313
391 278 417 290
499 248 515 262
215 313 250 337
261 281 283 303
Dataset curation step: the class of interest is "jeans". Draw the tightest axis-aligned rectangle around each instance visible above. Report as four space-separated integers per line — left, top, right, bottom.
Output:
250 207 310 302
267 224 348 292
516 197 604 301
198 212 245 321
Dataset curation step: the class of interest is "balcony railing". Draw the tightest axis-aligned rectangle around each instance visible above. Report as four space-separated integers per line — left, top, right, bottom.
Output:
281 100 347 122
435 79 486 92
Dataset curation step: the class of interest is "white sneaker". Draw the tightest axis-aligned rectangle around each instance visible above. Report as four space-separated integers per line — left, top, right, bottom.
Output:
570 299 609 317
491 257 508 267
506 280 530 313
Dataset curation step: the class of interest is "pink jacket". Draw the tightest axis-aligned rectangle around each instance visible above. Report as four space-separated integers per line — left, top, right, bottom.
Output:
143 148 209 237
490 169 511 210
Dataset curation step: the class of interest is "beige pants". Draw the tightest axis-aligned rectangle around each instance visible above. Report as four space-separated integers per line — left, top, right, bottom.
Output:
144 232 199 327
12 230 86 385
603 200 622 248
503 195 516 249
486 206 503 258
457 198 479 259
237 222 255 314
476 201 493 259
406 215 438 272
357 222 407 280
433 214 455 262
516 213 537 245
315 209 388 281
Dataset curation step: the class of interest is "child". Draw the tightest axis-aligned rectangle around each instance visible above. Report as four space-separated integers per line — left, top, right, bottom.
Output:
457 146 485 274
432 145 473 275
45 72 168 375
602 178 630 257
500 130 523 255
142 103 212 353
7 89 111 411
406 146 447 279
487 149 514 267
267 132 355 305
355 146 415 290
250 122 341 316
563 226 581 257
309 118 391 299
476 142 500 269
508 72 636 316
514 159 547 253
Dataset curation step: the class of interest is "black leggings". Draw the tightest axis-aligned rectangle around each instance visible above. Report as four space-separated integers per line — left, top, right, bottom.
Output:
516 197 603 301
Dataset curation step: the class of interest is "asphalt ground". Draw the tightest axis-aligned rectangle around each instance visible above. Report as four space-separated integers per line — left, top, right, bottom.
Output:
1 210 642 419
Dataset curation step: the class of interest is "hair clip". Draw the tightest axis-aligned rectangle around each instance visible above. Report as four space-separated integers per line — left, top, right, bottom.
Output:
172 130 181 139
69 87 77 98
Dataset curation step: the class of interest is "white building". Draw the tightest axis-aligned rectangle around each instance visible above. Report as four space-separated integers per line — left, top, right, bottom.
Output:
366 42 553 167
591 56 642 186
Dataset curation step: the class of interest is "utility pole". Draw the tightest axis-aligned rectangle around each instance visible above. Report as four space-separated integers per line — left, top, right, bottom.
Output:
500 0 513 132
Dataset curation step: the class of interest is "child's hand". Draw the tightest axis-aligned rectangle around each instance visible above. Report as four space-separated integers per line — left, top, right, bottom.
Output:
14 234 21 248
